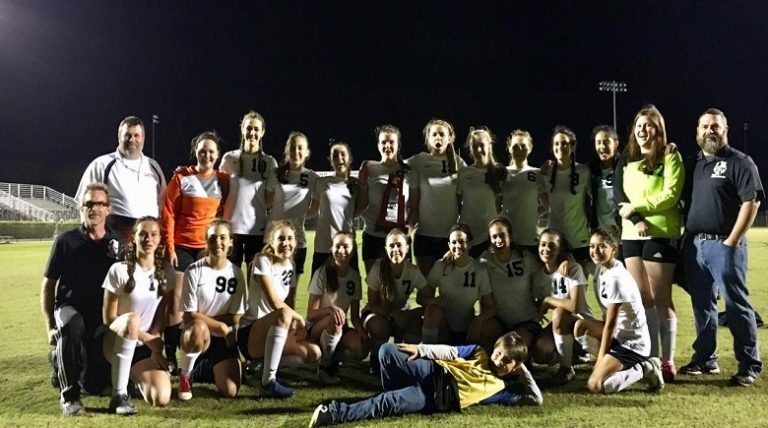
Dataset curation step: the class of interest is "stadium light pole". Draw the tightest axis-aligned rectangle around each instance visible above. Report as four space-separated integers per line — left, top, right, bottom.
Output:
598 81 628 131
152 114 159 159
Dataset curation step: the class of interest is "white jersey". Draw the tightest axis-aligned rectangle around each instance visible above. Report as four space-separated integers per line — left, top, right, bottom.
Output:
407 152 465 237
269 167 318 248
243 255 295 324
596 167 618 229
360 161 415 238
313 175 356 254
181 259 246 326
76 151 166 219
480 249 547 327
594 259 649 356
501 165 547 246
457 165 498 244
220 150 278 235
427 258 492 333
102 261 175 334
366 260 427 313
545 163 591 249
538 263 593 318
307 266 362 314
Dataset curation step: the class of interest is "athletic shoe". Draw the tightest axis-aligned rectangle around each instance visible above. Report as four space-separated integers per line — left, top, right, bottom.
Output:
109 393 138 416
642 357 665 392
679 361 721 376
662 361 677 383
244 359 264 377
178 371 193 401
261 379 295 399
60 399 85 417
730 372 757 387
552 366 575 385
317 365 341 385
308 403 336 427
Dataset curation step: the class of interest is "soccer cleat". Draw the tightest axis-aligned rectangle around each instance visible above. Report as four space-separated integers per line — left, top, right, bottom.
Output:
261 379 295 399
317 365 341 385
730 373 756 387
109 393 138 416
662 361 677 383
178 371 193 401
60 399 85 417
642 357 665 392
679 361 721 376
308 403 335 427
552 366 576 385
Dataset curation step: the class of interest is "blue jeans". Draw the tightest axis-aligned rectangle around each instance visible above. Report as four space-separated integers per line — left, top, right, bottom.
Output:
686 237 762 377
332 343 434 423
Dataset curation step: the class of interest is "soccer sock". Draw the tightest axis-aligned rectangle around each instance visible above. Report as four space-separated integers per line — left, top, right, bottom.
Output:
659 316 677 363
164 323 181 360
262 326 288 386
645 307 659 358
111 336 137 396
603 364 644 393
320 330 342 367
421 327 439 344
553 333 574 367
576 334 591 356
178 349 201 378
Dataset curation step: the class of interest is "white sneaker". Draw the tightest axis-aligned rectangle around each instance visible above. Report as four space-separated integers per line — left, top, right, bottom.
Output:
643 357 665 392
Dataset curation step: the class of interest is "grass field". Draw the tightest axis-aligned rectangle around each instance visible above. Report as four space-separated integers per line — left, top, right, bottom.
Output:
1 230 767 427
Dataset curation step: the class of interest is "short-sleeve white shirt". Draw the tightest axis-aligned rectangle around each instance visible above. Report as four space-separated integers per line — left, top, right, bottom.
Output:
407 152 464 237
427 258 493 333
366 260 427 312
243 255 295 324
308 267 362 313
501 165 547 246
594 259 649 356
545 163 591 249
313 176 356 253
181 259 246 321
102 261 175 333
480 249 545 327
361 161 414 238
220 150 278 235
457 165 498 244
540 263 593 318
269 167 318 248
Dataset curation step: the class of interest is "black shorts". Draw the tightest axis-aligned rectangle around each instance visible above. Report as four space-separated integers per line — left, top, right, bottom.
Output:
230 234 264 267
511 319 544 338
311 250 361 276
469 240 490 258
571 246 590 263
132 344 153 366
621 238 678 264
236 322 255 360
608 339 647 370
175 245 204 272
294 247 308 275
191 336 240 383
413 234 449 259
362 232 387 262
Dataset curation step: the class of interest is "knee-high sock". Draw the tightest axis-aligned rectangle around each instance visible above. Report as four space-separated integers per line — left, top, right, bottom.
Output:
645 308 659 358
262 326 288 385
111 336 137 395
421 327 439 344
164 323 181 359
369 337 387 368
659 316 677 363
603 364 644 393
320 330 342 367
178 349 201 378
553 333 574 367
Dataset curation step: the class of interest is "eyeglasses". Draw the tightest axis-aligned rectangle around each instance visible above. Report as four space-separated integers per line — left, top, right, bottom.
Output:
82 201 109 209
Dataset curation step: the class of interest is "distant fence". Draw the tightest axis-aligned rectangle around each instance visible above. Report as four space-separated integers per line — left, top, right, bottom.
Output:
0 183 79 221
0 221 80 239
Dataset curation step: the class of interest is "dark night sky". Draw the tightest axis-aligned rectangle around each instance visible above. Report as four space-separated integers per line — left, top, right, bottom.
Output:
2 1 767 197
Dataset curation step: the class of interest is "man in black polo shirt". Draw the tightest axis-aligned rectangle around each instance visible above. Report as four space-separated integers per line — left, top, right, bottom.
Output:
679 108 762 386
41 183 122 415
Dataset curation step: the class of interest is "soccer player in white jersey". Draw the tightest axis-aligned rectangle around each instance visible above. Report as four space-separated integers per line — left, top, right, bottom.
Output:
501 130 549 252
177 220 246 401
535 228 593 385
457 128 504 257
220 111 278 269
100 216 174 414
356 124 416 274
589 126 621 237
407 119 465 277
479 217 549 353
364 228 429 374
309 142 360 274
306 232 367 384
422 223 495 345
236 220 321 399
269 132 318 286
574 229 664 393
544 126 592 271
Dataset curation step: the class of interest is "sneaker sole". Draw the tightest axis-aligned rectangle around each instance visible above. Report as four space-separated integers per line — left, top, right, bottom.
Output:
178 392 192 401
308 405 326 428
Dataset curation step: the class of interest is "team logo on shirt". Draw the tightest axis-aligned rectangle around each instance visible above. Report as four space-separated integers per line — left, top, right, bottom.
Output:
711 161 727 179
107 239 120 259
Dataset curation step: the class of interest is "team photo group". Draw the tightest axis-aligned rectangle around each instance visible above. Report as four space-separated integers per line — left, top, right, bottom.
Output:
41 105 762 426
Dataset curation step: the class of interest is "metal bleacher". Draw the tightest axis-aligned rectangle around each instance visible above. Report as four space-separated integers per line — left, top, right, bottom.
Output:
0 182 79 221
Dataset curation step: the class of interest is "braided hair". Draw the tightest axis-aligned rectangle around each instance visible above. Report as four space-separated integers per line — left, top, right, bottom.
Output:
549 125 579 195
125 216 168 298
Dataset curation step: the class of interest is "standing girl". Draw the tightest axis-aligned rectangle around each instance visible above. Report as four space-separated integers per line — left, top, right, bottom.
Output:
306 231 367 384
237 220 321 399
589 126 621 236
101 216 174 414
356 124 416 274
457 127 504 257
269 131 318 286
574 229 664 393
613 104 684 382
161 130 228 373
407 119 465 276
535 228 593 384
176 219 246 401
220 111 278 268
